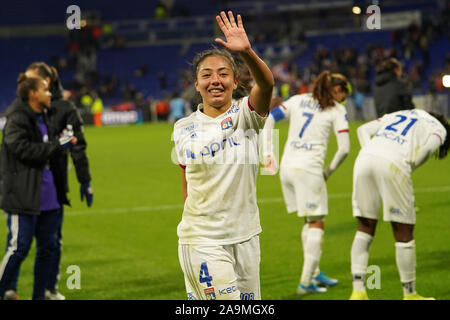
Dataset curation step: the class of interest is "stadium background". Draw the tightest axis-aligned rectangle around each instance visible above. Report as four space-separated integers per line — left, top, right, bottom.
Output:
0 0 449 300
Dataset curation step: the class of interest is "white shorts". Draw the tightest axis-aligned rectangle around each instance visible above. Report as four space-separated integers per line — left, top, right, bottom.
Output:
178 235 261 300
352 154 415 225
280 166 328 217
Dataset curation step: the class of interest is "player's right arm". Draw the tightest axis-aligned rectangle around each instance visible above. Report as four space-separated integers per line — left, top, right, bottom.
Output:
173 123 188 201
357 118 383 148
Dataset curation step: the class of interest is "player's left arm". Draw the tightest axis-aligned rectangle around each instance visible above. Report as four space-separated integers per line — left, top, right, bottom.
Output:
215 11 274 116
324 131 350 180
412 133 443 170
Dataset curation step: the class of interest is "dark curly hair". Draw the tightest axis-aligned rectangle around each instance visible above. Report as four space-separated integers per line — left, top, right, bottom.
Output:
429 112 450 159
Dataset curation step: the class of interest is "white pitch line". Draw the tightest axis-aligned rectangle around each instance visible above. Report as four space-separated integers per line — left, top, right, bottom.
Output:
0 185 449 218
65 185 450 216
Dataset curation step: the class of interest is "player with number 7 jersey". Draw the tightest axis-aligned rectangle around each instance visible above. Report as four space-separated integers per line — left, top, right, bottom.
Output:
262 71 350 295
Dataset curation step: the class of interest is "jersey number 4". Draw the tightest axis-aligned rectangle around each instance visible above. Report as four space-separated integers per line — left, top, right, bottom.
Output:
385 115 417 136
199 262 213 287
299 112 314 138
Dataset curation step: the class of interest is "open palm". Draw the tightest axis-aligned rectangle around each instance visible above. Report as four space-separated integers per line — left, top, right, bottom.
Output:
215 11 251 53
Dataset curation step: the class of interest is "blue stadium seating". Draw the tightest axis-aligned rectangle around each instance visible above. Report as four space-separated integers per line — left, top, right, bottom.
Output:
0 29 448 112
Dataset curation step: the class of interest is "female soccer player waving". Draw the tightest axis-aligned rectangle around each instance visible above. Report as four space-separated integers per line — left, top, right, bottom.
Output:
172 11 273 300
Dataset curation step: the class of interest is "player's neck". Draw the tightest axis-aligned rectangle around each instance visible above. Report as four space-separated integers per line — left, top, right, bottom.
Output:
202 103 231 118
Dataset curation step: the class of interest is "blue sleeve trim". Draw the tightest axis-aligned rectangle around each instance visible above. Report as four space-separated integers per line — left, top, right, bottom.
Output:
270 106 286 122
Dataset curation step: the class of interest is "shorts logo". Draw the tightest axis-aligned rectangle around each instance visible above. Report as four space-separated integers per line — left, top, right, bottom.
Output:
221 117 233 130
306 202 317 209
204 287 216 300
389 207 402 215
187 292 196 300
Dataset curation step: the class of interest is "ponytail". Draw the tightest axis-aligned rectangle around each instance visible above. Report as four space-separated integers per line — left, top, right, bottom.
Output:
312 71 348 110
313 71 334 110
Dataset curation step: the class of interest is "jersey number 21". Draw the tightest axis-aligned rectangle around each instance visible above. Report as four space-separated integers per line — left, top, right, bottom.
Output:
385 115 417 136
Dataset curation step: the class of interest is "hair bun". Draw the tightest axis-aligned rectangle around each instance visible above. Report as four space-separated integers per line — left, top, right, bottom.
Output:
17 73 27 84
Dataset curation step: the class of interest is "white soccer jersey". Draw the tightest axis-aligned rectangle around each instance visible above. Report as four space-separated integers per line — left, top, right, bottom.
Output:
173 97 266 245
360 109 447 175
277 93 349 175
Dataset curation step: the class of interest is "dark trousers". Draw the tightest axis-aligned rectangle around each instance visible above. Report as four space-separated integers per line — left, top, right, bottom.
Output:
6 208 63 292
0 209 60 300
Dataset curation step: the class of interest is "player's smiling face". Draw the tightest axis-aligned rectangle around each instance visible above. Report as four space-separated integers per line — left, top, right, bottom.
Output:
195 55 238 112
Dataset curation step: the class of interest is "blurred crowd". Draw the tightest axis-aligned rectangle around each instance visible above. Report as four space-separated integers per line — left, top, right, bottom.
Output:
47 4 449 124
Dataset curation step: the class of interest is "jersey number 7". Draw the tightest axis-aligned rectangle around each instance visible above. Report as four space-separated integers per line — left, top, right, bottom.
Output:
299 112 314 138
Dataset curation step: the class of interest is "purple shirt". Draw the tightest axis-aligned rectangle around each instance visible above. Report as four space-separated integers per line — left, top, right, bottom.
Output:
36 113 60 211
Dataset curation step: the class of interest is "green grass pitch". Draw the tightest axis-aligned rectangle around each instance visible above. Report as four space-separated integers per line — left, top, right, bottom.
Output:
0 120 448 300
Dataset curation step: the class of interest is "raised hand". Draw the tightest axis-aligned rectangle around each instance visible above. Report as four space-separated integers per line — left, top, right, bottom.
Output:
215 11 251 53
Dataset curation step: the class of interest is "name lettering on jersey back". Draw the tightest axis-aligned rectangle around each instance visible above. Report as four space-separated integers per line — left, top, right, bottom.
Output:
290 141 313 150
375 131 407 145
298 98 319 111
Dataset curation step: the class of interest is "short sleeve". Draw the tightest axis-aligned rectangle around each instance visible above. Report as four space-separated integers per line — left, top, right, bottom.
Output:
172 127 186 168
240 96 267 130
272 95 295 121
333 104 349 134
432 123 447 146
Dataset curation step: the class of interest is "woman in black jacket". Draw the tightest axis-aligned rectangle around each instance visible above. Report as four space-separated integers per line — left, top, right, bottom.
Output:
6 62 93 300
374 57 415 117
0 75 76 300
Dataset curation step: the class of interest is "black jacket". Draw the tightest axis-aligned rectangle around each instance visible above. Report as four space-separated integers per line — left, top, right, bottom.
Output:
0 99 66 215
47 79 91 190
374 71 414 117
